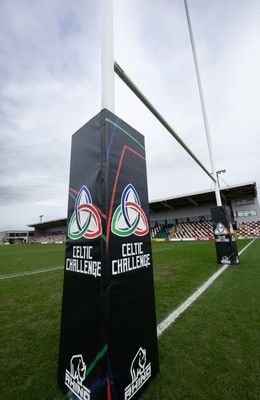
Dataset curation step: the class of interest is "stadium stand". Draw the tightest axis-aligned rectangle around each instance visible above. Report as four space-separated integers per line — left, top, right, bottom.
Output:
31 233 66 244
151 224 173 239
0 230 34 244
172 221 213 239
151 220 260 240
26 220 260 243
27 219 67 244
237 221 260 239
151 221 213 240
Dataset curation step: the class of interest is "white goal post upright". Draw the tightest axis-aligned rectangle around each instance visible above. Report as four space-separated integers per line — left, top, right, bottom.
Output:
101 0 115 112
184 0 222 206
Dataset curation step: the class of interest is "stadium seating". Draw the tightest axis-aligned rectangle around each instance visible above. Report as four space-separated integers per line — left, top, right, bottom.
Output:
151 221 213 240
171 221 213 239
30 221 260 243
237 221 260 238
32 233 66 244
151 224 173 239
151 220 260 240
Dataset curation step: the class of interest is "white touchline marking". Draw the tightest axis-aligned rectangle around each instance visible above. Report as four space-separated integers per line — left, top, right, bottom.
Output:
0 266 63 280
157 239 256 337
153 247 174 253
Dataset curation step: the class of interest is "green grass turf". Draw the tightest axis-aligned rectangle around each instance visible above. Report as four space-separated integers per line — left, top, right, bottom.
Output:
0 240 259 399
143 239 260 400
0 243 64 275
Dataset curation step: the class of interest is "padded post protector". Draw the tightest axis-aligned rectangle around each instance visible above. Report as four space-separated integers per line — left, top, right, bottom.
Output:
58 109 159 400
211 205 239 265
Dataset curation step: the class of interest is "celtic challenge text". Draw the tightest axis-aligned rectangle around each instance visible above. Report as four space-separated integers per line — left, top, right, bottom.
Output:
66 245 101 278
112 242 150 275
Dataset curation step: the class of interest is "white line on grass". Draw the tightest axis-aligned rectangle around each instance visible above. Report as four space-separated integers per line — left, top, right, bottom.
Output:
157 239 256 337
153 247 174 253
0 265 63 280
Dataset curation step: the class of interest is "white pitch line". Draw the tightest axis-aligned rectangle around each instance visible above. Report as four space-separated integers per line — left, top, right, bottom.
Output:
157 239 255 337
0 265 63 280
153 247 174 253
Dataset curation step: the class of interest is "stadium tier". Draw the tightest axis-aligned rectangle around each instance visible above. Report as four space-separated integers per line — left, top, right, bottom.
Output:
151 220 260 240
149 182 260 240
151 221 214 240
237 221 260 239
18 220 260 244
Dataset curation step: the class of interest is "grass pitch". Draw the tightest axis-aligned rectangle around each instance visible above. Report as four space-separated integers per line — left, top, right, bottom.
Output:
0 240 259 400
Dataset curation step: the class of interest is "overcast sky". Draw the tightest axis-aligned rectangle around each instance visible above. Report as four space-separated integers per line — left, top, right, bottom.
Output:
1 0 260 231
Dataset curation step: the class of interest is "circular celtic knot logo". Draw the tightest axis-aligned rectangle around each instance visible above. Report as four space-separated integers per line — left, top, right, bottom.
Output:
214 222 229 236
111 184 149 237
68 185 102 240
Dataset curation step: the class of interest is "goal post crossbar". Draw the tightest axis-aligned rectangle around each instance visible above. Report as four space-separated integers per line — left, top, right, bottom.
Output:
114 62 216 183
